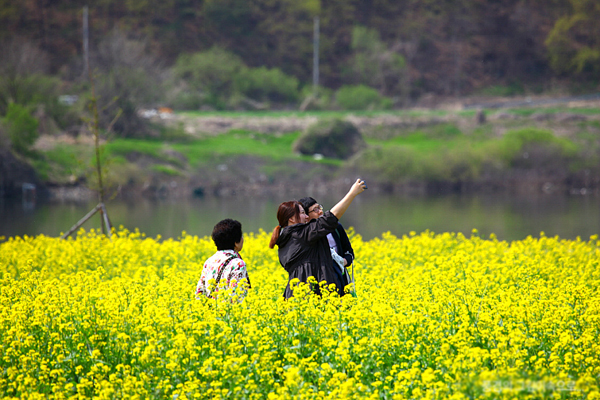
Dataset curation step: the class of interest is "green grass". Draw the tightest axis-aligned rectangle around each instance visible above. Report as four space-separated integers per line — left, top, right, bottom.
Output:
172 130 298 166
30 144 91 182
366 124 488 156
502 107 600 116
151 164 183 176
103 129 342 173
105 139 164 158
45 145 86 167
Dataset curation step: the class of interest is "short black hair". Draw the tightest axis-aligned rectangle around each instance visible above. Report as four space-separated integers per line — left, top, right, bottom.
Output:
211 219 243 250
298 197 318 214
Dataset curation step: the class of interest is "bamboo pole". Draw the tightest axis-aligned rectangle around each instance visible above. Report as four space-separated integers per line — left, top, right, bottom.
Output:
60 203 103 239
100 202 112 236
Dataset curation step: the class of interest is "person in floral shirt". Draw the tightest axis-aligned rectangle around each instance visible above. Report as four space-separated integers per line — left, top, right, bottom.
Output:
196 219 250 300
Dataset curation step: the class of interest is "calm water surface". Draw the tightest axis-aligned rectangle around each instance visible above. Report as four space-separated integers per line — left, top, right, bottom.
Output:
2 192 599 242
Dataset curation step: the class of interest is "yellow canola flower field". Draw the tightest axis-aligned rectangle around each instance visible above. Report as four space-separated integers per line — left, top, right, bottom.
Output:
1 228 600 400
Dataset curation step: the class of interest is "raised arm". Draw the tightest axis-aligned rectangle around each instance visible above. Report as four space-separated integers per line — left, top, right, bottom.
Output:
330 179 367 220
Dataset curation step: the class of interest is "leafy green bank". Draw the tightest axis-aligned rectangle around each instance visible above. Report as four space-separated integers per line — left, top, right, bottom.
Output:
24 107 600 198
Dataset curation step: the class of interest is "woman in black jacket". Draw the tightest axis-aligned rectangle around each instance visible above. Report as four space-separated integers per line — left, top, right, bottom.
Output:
269 179 366 298
299 196 355 269
299 196 354 290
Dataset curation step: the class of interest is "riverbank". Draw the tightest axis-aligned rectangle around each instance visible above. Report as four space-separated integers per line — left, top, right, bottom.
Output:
41 172 600 205
4 100 600 202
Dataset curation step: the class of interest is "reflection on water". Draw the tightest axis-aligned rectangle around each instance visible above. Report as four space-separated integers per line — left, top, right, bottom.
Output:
1 192 599 242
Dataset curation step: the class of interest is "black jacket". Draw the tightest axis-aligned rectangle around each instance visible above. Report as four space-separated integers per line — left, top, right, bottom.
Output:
276 211 345 298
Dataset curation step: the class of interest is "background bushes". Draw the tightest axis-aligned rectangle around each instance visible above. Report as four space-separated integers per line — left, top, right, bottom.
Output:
234 66 300 104
335 85 392 110
293 119 366 160
3 103 39 154
168 49 400 111
495 128 578 171
173 47 245 110
0 37 78 144
351 126 588 187
172 48 301 110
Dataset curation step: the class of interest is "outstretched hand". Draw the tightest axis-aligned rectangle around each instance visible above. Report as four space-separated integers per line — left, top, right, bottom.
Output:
349 179 367 197
330 179 368 220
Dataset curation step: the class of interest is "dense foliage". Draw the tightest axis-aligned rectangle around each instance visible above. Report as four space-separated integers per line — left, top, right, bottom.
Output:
3 103 38 154
1 228 599 398
1 0 599 97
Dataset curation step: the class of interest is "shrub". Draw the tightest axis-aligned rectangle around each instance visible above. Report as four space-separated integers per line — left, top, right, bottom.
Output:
429 146 485 183
0 73 74 131
234 67 300 104
494 128 578 170
173 47 245 103
350 146 419 182
4 103 38 154
335 85 391 110
293 119 366 160
351 144 486 184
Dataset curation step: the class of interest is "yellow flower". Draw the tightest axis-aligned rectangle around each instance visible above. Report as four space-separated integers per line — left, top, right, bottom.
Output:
1 228 599 399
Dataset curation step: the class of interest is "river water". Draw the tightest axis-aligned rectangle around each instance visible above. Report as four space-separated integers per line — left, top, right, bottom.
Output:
2 192 599 242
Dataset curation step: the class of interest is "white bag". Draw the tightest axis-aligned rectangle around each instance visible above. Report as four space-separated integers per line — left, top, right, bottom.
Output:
331 247 355 296
330 247 346 272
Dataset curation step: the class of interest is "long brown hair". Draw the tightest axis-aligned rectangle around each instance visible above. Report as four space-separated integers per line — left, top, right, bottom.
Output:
269 201 301 249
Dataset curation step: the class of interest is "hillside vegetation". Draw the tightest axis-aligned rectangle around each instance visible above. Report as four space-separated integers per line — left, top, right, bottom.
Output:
1 0 600 143
2 0 599 96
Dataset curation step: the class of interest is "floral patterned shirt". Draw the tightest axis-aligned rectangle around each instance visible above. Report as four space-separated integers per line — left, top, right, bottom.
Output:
196 250 248 299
